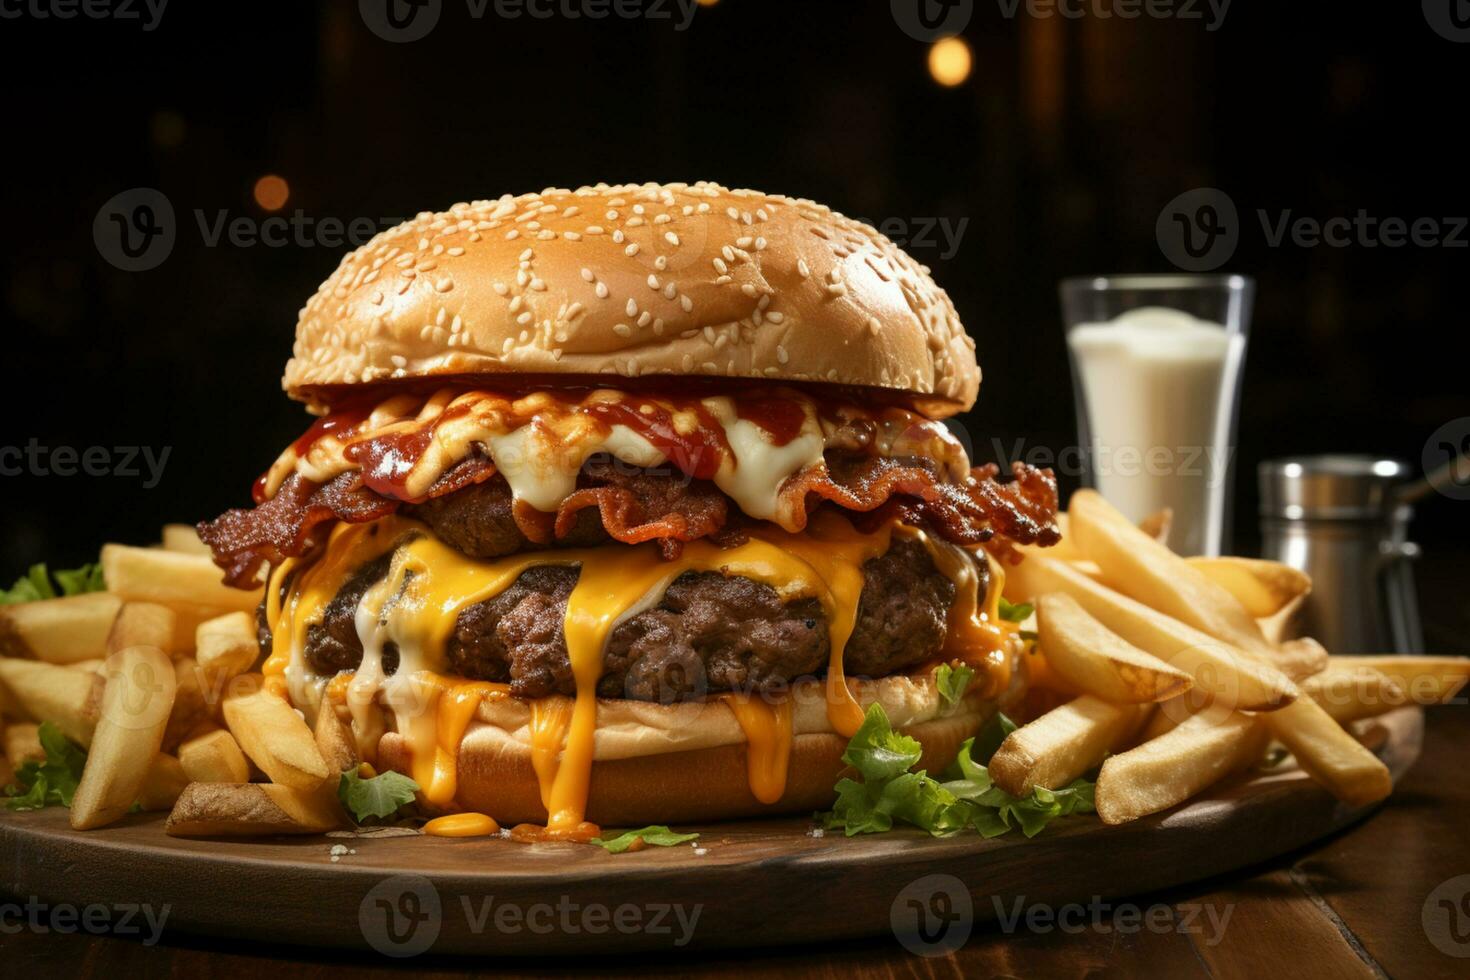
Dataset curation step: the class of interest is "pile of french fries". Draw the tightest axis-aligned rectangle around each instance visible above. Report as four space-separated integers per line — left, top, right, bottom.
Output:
995 490 1470 823
0 525 354 835
2 499 1467 839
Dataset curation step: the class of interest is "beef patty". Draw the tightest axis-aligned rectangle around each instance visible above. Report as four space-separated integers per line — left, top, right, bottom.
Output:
276 532 982 703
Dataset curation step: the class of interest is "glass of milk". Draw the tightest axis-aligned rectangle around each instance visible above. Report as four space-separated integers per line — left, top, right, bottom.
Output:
1059 275 1254 556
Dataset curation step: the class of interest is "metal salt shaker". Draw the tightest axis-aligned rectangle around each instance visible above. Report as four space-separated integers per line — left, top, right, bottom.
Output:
1258 456 1423 654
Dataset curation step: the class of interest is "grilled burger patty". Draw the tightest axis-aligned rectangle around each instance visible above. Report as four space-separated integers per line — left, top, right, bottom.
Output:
265 532 983 704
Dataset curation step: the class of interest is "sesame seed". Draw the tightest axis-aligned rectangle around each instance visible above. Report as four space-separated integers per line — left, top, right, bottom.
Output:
625 298 638 317
606 210 619 220
595 282 609 299
391 354 407 368
868 317 881 335
627 217 645 228
517 312 533 325
625 243 640 257
647 274 660 289
613 230 626 244
654 256 668 271
736 236 753 248
740 283 758 298
713 258 728 274
580 268 595 282
586 225 605 235
564 232 581 241
767 311 785 323
797 258 811 278
663 283 677 300
530 278 546 291
505 230 520 240
566 302 584 319
777 345 789 364
509 296 523 313
665 232 680 246
613 323 633 338
519 248 533 262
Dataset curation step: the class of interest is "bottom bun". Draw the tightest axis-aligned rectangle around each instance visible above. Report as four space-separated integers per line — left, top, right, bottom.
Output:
377 669 1024 826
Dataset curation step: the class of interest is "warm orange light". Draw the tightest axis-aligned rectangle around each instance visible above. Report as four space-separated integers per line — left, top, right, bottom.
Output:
928 36 972 88
253 175 290 212
696 0 718 6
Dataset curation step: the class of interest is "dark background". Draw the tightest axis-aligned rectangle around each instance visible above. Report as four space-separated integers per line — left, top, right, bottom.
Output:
1 1 1466 641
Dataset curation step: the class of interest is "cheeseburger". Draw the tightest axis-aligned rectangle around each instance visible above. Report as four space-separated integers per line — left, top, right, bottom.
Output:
199 182 1061 838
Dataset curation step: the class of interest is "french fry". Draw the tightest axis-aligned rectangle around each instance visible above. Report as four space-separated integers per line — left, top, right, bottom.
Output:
989 695 1148 796
1274 637 1329 681
165 781 343 837
1068 490 1277 661
68 659 105 674
314 702 359 774
167 601 240 656
222 677 331 790
0 658 103 746
106 601 177 658
1137 508 1173 545
179 728 251 783
1263 698 1393 806
71 646 177 829
162 523 212 556
1096 707 1267 824
195 611 260 682
1335 656 1470 706
0 592 122 664
5 722 43 767
1302 664 1406 724
1006 554 1298 711
100 544 261 612
162 659 213 753
1186 556 1312 619
137 753 189 811
1037 593 1193 703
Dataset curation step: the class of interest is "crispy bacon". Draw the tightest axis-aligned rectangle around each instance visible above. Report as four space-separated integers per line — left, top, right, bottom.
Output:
200 454 1060 588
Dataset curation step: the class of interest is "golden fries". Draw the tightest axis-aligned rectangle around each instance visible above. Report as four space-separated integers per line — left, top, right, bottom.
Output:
989 695 1148 796
137 753 189 811
195 611 259 682
1273 637 1329 681
1037 593 1193 703
1263 698 1393 806
1096 708 1267 824
162 523 212 556
0 592 122 664
71 646 178 829
1008 554 1298 710
1337 656 1470 706
106 601 177 658
222 677 331 790
5 722 43 767
1137 508 1173 545
314 702 359 775
1303 664 1406 724
165 782 343 837
101 544 260 612
1186 556 1312 619
1069 490 1277 661
0 657 103 746
179 728 251 783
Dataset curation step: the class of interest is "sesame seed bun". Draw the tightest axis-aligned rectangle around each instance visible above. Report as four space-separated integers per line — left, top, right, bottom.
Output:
285 181 980 418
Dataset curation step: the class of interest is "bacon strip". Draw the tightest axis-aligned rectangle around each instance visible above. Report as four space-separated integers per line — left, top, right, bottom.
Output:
201 454 1059 588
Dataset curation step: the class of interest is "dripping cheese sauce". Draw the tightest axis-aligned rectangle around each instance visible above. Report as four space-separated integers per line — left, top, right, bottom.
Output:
264 511 1018 838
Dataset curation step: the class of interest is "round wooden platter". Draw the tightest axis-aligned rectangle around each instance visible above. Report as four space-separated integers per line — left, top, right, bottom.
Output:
0 707 1422 957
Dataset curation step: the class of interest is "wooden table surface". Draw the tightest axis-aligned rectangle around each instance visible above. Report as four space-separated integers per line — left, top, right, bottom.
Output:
4 556 1467 977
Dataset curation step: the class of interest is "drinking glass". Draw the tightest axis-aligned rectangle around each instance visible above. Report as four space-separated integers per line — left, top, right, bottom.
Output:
1059 274 1254 556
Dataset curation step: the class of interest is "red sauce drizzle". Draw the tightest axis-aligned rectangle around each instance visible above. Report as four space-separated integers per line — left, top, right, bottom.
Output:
344 403 474 502
734 397 807 446
584 399 729 480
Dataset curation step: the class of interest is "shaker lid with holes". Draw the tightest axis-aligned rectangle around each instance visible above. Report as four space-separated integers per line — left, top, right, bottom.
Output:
1259 455 1409 521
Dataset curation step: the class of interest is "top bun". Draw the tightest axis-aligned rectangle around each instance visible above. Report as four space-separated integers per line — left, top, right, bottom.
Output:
284 182 979 417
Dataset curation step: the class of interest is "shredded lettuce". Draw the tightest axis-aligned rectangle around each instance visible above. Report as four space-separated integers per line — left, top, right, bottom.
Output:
935 663 975 708
818 705 1095 839
997 597 1034 623
593 826 699 853
5 722 88 810
0 562 106 605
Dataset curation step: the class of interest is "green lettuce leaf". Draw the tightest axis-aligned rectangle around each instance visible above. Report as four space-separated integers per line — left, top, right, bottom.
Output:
1 562 106 605
592 826 699 853
5 722 88 810
818 707 1095 840
997 597 1034 623
337 769 419 822
935 663 975 708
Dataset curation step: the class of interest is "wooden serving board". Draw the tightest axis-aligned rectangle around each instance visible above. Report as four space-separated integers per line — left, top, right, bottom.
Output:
0 707 1422 957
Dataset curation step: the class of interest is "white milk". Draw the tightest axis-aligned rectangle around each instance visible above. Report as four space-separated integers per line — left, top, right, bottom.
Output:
1067 306 1246 556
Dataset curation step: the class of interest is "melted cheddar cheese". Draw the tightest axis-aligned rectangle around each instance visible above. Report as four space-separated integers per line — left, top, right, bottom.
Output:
264 510 1007 831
